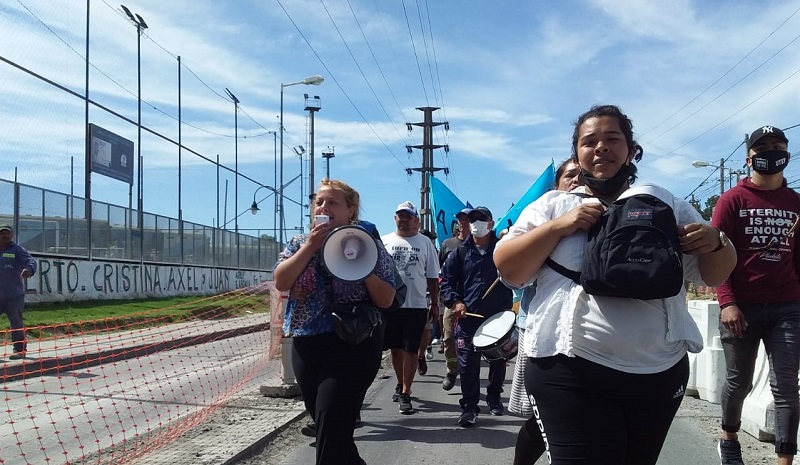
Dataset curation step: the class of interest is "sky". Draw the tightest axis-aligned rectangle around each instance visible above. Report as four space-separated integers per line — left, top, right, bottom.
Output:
2 0 800 244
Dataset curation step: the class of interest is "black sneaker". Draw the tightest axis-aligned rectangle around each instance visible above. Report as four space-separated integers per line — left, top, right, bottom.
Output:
392 384 402 402
442 372 457 391
425 346 434 361
487 397 504 416
398 393 413 414
9 351 26 360
718 439 745 465
458 408 478 427
417 357 428 375
300 422 317 437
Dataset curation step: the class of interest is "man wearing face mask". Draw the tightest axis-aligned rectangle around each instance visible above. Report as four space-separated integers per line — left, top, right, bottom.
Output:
440 206 513 427
712 125 800 465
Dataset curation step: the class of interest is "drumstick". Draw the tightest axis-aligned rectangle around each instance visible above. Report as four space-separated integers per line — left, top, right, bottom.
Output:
464 312 485 318
481 277 501 300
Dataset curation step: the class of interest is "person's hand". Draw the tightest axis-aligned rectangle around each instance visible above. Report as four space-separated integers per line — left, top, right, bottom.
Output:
21 269 31 279
429 303 440 322
550 202 604 236
720 304 747 338
452 301 467 318
677 223 719 255
304 221 334 252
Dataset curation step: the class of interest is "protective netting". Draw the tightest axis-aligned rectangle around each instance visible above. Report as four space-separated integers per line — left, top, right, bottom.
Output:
1 280 284 465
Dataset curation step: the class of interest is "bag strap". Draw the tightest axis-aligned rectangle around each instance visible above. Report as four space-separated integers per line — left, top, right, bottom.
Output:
544 257 581 284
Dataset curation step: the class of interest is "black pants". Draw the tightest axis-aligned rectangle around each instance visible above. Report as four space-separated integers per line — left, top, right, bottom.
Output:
720 301 800 455
292 330 382 465
524 354 688 465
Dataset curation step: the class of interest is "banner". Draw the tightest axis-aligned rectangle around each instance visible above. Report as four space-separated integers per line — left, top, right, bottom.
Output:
89 123 134 185
429 175 468 246
493 161 556 232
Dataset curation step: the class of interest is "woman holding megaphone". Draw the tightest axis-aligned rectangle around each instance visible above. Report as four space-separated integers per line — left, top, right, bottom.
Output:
275 179 396 465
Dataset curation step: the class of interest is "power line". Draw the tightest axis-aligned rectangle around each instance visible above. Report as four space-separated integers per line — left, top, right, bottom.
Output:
275 0 408 167
639 5 800 142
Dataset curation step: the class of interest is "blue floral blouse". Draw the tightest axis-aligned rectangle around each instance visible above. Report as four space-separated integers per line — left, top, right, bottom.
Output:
277 232 396 337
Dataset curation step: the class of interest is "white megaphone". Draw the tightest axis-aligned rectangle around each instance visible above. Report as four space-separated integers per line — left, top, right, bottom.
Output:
321 225 379 282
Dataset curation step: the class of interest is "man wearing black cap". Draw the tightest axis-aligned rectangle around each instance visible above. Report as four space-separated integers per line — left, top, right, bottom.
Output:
440 206 512 427
712 125 799 465
437 206 472 390
0 223 37 360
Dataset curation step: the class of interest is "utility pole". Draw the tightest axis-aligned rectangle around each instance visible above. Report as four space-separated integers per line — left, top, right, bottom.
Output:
406 107 449 233
304 94 321 230
719 157 725 197
322 147 335 180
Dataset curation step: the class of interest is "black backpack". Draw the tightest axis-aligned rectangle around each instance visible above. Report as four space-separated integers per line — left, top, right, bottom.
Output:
547 192 683 300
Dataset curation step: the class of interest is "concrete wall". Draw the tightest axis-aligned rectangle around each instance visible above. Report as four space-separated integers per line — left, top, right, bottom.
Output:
24 255 272 303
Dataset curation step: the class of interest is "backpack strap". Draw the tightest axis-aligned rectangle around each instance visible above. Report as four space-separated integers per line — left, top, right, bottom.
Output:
542 191 593 284
544 257 581 284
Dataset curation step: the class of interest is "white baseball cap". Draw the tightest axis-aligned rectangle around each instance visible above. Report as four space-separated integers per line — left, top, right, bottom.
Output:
395 201 418 218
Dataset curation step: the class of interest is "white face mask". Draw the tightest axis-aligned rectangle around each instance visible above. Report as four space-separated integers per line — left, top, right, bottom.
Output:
470 220 490 238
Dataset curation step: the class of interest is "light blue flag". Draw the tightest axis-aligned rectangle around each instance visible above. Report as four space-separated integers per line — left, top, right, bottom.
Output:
493 161 556 233
429 175 468 246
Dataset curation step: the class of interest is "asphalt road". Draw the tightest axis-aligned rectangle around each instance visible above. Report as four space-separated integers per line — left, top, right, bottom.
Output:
237 351 777 465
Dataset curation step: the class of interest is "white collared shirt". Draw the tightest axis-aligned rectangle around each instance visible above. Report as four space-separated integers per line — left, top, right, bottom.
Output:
496 185 706 374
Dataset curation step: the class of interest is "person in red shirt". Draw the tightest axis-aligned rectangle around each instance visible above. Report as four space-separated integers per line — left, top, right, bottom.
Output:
712 125 799 465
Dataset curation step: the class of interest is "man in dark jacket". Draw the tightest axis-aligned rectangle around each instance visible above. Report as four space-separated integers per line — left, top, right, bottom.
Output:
0 223 37 359
440 207 512 427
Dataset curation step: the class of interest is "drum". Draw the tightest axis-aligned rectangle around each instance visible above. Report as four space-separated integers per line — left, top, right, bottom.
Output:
472 311 518 362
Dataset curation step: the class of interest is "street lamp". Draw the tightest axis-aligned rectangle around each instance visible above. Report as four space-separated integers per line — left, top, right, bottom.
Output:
121 4 147 259
692 158 726 196
279 75 324 247
225 88 240 267
250 184 277 215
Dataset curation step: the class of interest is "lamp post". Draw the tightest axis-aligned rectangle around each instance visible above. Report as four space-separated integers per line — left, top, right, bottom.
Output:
121 5 147 259
225 88 240 267
250 184 277 215
304 94 321 230
293 146 306 232
322 147 335 179
692 158 727 196
279 75 324 247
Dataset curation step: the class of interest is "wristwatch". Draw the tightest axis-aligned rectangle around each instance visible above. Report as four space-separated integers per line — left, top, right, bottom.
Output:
711 229 729 253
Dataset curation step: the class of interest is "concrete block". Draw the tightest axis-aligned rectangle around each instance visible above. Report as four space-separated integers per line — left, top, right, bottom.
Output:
259 383 302 398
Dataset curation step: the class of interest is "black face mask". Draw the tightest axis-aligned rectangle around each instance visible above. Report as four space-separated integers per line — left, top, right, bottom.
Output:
751 150 790 175
579 163 634 196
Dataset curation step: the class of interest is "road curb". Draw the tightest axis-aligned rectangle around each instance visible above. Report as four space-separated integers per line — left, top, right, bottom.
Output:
1 322 269 383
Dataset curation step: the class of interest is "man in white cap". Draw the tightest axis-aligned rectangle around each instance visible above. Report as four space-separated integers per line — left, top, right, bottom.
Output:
0 223 37 360
381 201 440 414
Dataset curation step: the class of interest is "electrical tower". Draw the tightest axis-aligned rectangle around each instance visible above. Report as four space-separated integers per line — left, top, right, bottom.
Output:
406 107 449 234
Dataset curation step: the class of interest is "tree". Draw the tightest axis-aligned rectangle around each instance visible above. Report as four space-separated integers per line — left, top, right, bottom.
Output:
689 195 718 221
701 195 718 221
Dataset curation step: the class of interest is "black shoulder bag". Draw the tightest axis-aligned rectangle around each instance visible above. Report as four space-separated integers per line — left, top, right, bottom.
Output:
322 267 382 345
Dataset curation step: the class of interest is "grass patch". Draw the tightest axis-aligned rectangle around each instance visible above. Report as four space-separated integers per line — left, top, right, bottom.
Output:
1 293 271 339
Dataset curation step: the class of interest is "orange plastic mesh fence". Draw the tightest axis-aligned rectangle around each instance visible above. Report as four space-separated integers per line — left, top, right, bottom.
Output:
0 280 284 465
